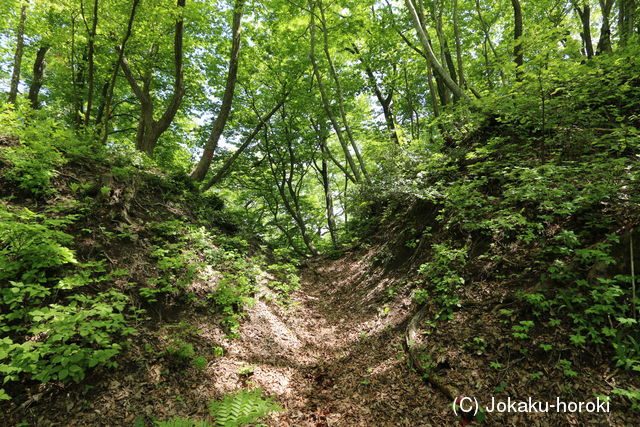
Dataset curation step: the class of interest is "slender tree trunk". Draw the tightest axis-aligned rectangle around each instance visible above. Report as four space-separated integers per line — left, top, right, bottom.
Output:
348 45 399 144
265 127 318 256
511 0 524 80
426 63 440 119
191 0 244 181
574 2 594 58
317 0 368 181
618 0 626 46
452 0 465 88
28 46 50 109
71 16 79 120
8 5 27 104
203 94 287 190
83 0 99 125
404 0 466 100
430 1 458 90
482 38 493 89
308 0 360 183
630 0 637 39
474 0 505 85
100 0 141 145
75 51 87 123
266 198 307 257
324 139 356 183
320 137 338 247
396 28 449 108
311 119 337 247
94 81 109 124
597 0 613 54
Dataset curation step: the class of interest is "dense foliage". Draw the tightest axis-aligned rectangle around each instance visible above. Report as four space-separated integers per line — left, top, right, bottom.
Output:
1 0 639 421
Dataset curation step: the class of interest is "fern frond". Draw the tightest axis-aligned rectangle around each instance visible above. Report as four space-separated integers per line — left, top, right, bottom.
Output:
155 416 212 427
209 388 283 427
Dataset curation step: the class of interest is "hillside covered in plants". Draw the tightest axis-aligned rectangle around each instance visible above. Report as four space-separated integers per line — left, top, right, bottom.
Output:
1 0 639 425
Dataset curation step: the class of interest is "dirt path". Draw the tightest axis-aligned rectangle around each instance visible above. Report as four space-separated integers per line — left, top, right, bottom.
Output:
204 251 452 426
7 249 454 426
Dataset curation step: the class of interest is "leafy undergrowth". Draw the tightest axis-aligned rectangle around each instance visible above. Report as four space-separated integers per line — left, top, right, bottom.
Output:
0 110 296 424
351 46 640 423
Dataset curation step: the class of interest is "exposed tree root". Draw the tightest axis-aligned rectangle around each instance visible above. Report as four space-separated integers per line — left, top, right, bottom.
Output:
403 304 458 402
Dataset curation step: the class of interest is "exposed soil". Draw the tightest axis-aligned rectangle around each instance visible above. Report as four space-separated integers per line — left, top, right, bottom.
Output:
234 250 446 426
169 246 447 426
5 242 635 426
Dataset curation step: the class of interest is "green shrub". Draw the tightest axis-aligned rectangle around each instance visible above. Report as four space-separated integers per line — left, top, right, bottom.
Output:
266 262 300 304
0 205 136 399
416 243 467 319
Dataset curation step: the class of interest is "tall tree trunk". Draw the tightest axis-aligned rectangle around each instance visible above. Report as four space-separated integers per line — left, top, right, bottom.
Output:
71 16 80 121
120 0 186 155
317 0 368 182
404 0 467 100
264 125 319 256
28 46 50 109
482 38 493 89
397 27 452 105
452 0 465 88
511 0 524 80
597 0 614 54
311 119 338 247
308 0 361 184
574 2 594 58
426 63 440 119
265 197 307 257
100 0 141 145
319 137 338 248
618 0 626 46
618 0 636 46
429 1 458 91
320 136 338 248
83 0 99 125
191 0 244 181
74 51 87 123
8 5 27 104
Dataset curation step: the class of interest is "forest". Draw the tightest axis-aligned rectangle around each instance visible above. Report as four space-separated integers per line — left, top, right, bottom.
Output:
0 0 639 424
